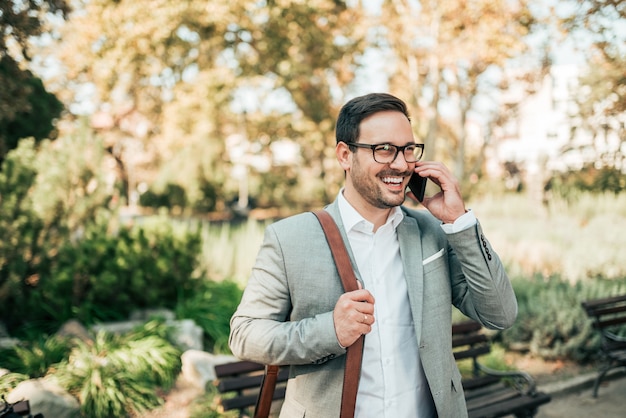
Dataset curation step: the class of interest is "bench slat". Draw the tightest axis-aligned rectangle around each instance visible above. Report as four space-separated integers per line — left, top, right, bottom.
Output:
220 386 287 412
214 360 265 377
217 368 289 392
468 392 552 418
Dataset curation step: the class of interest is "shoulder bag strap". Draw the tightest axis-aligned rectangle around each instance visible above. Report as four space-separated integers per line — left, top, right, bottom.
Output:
254 364 280 418
254 210 364 418
313 209 364 418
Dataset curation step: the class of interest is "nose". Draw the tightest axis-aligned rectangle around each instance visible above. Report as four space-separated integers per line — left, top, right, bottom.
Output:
389 150 411 171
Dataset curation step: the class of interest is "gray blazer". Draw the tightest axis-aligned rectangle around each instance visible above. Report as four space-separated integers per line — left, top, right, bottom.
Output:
229 199 517 418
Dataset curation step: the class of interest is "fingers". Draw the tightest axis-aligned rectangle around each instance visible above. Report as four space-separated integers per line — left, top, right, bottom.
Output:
413 161 466 223
333 289 375 347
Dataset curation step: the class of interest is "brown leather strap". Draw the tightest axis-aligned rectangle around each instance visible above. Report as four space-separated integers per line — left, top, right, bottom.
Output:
254 210 363 418
254 364 280 418
313 209 364 418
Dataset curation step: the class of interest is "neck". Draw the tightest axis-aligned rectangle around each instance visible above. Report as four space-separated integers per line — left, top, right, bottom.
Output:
342 188 393 232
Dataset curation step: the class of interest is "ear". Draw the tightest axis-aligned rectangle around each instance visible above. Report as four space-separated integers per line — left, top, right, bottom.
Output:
336 141 352 171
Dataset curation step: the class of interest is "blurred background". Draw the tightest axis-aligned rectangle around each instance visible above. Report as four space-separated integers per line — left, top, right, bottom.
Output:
0 0 625 416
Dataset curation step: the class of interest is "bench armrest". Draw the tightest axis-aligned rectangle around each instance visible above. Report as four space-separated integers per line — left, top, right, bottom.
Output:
476 361 538 396
604 330 626 344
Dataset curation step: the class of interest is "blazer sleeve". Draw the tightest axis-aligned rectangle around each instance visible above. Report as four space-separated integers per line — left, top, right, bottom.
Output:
446 220 518 330
229 216 346 365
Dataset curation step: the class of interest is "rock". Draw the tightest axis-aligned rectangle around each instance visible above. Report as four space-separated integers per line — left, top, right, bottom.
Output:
130 308 176 321
180 350 237 390
56 319 92 342
92 318 203 351
0 337 19 349
168 319 203 351
6 378 80 418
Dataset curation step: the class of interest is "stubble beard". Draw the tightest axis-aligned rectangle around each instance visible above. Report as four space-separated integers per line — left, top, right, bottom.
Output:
351 163 409 210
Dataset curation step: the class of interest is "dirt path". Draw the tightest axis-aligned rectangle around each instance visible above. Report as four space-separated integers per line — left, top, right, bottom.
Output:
140 376 204 418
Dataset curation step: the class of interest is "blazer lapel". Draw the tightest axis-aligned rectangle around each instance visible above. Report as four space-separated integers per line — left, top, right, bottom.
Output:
397 215 425 344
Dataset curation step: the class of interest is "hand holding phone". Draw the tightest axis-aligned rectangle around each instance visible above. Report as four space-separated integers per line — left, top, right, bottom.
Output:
408 173 427 202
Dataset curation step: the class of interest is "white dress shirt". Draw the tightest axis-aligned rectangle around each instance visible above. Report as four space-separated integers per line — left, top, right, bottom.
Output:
337 193 435 417
337 192 477 418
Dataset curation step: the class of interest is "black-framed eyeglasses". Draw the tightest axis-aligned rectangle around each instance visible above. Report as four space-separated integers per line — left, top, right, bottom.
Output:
345 142 424 164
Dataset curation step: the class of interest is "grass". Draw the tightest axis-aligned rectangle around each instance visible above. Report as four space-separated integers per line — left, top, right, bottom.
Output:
199 191 626 286
468 192 626 282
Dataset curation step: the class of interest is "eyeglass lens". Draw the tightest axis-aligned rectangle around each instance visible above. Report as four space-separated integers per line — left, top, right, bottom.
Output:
374 144 423 163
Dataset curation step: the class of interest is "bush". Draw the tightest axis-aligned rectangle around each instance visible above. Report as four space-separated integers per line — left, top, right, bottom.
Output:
176 279 243 353
55 321 181 418
9 217 205 335
0 335 71 378
500 275 626 361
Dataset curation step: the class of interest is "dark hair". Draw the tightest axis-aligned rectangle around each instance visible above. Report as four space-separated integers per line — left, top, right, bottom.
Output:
335 93 410 145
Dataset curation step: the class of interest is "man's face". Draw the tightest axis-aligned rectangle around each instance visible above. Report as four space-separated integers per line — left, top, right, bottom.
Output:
341 110 416 212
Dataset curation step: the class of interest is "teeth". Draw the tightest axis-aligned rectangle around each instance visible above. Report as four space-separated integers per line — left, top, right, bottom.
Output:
382 177 403 184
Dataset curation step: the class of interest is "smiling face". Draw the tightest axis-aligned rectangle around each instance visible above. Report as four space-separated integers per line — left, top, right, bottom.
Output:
337 110 416 221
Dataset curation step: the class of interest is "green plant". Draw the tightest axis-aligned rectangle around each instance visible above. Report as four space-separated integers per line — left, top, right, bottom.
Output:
54 321 181 418
0 335 71 378
176 279 243 353
0 373 30 396
188 384 240 418
501 275 626 361
11 216 205 335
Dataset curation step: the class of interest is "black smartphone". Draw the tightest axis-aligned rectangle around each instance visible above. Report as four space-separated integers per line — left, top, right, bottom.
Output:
408 173 427 202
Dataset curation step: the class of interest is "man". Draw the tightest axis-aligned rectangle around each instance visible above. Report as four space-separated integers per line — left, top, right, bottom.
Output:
229 93 517 417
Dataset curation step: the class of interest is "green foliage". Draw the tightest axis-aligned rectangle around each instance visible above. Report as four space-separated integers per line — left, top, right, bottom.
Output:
549 165 626 197
0 373 30 395
52 321 181 418
176 279 243 353
0 70 64 155
0 321 181 418
139 183 188 210
17 217 204 332
0 0 69 160
188 384 240 418
0 335 71 378
501 275 626 361
0 139 51 331
0 136 207 337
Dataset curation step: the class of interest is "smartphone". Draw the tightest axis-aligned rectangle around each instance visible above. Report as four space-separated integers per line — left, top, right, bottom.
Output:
408 173 427 202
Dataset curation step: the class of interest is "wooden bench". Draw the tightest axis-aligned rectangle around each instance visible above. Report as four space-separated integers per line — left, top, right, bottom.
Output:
0 399 42 417
581 294 626 397
215 320 551 417
213 360 289 416
453 320 551 418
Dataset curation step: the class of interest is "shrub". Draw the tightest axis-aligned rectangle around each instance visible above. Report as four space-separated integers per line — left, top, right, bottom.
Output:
0 335 71 378
7 217 205 336
175 279 243 353
500 275 626 361
54 321 181 418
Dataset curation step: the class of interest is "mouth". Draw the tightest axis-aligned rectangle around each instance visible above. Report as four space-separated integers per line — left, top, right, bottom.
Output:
381 175 407 191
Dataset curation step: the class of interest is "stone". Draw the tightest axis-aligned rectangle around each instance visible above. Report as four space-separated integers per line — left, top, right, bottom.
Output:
130 308 176 321
168 319 203 351
6 378 80 418
180 350 237 390
56 319 92 343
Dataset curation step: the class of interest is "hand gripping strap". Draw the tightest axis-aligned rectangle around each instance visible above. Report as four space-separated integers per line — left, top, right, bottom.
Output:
254 210 364 418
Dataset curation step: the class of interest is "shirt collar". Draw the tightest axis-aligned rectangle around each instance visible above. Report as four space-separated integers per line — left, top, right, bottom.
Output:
337 189 404 233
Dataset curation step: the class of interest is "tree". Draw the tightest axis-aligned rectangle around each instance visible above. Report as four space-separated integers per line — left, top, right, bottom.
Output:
378 0 539 183
561 0 625 172
55 0 366 209
0 0 69 162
